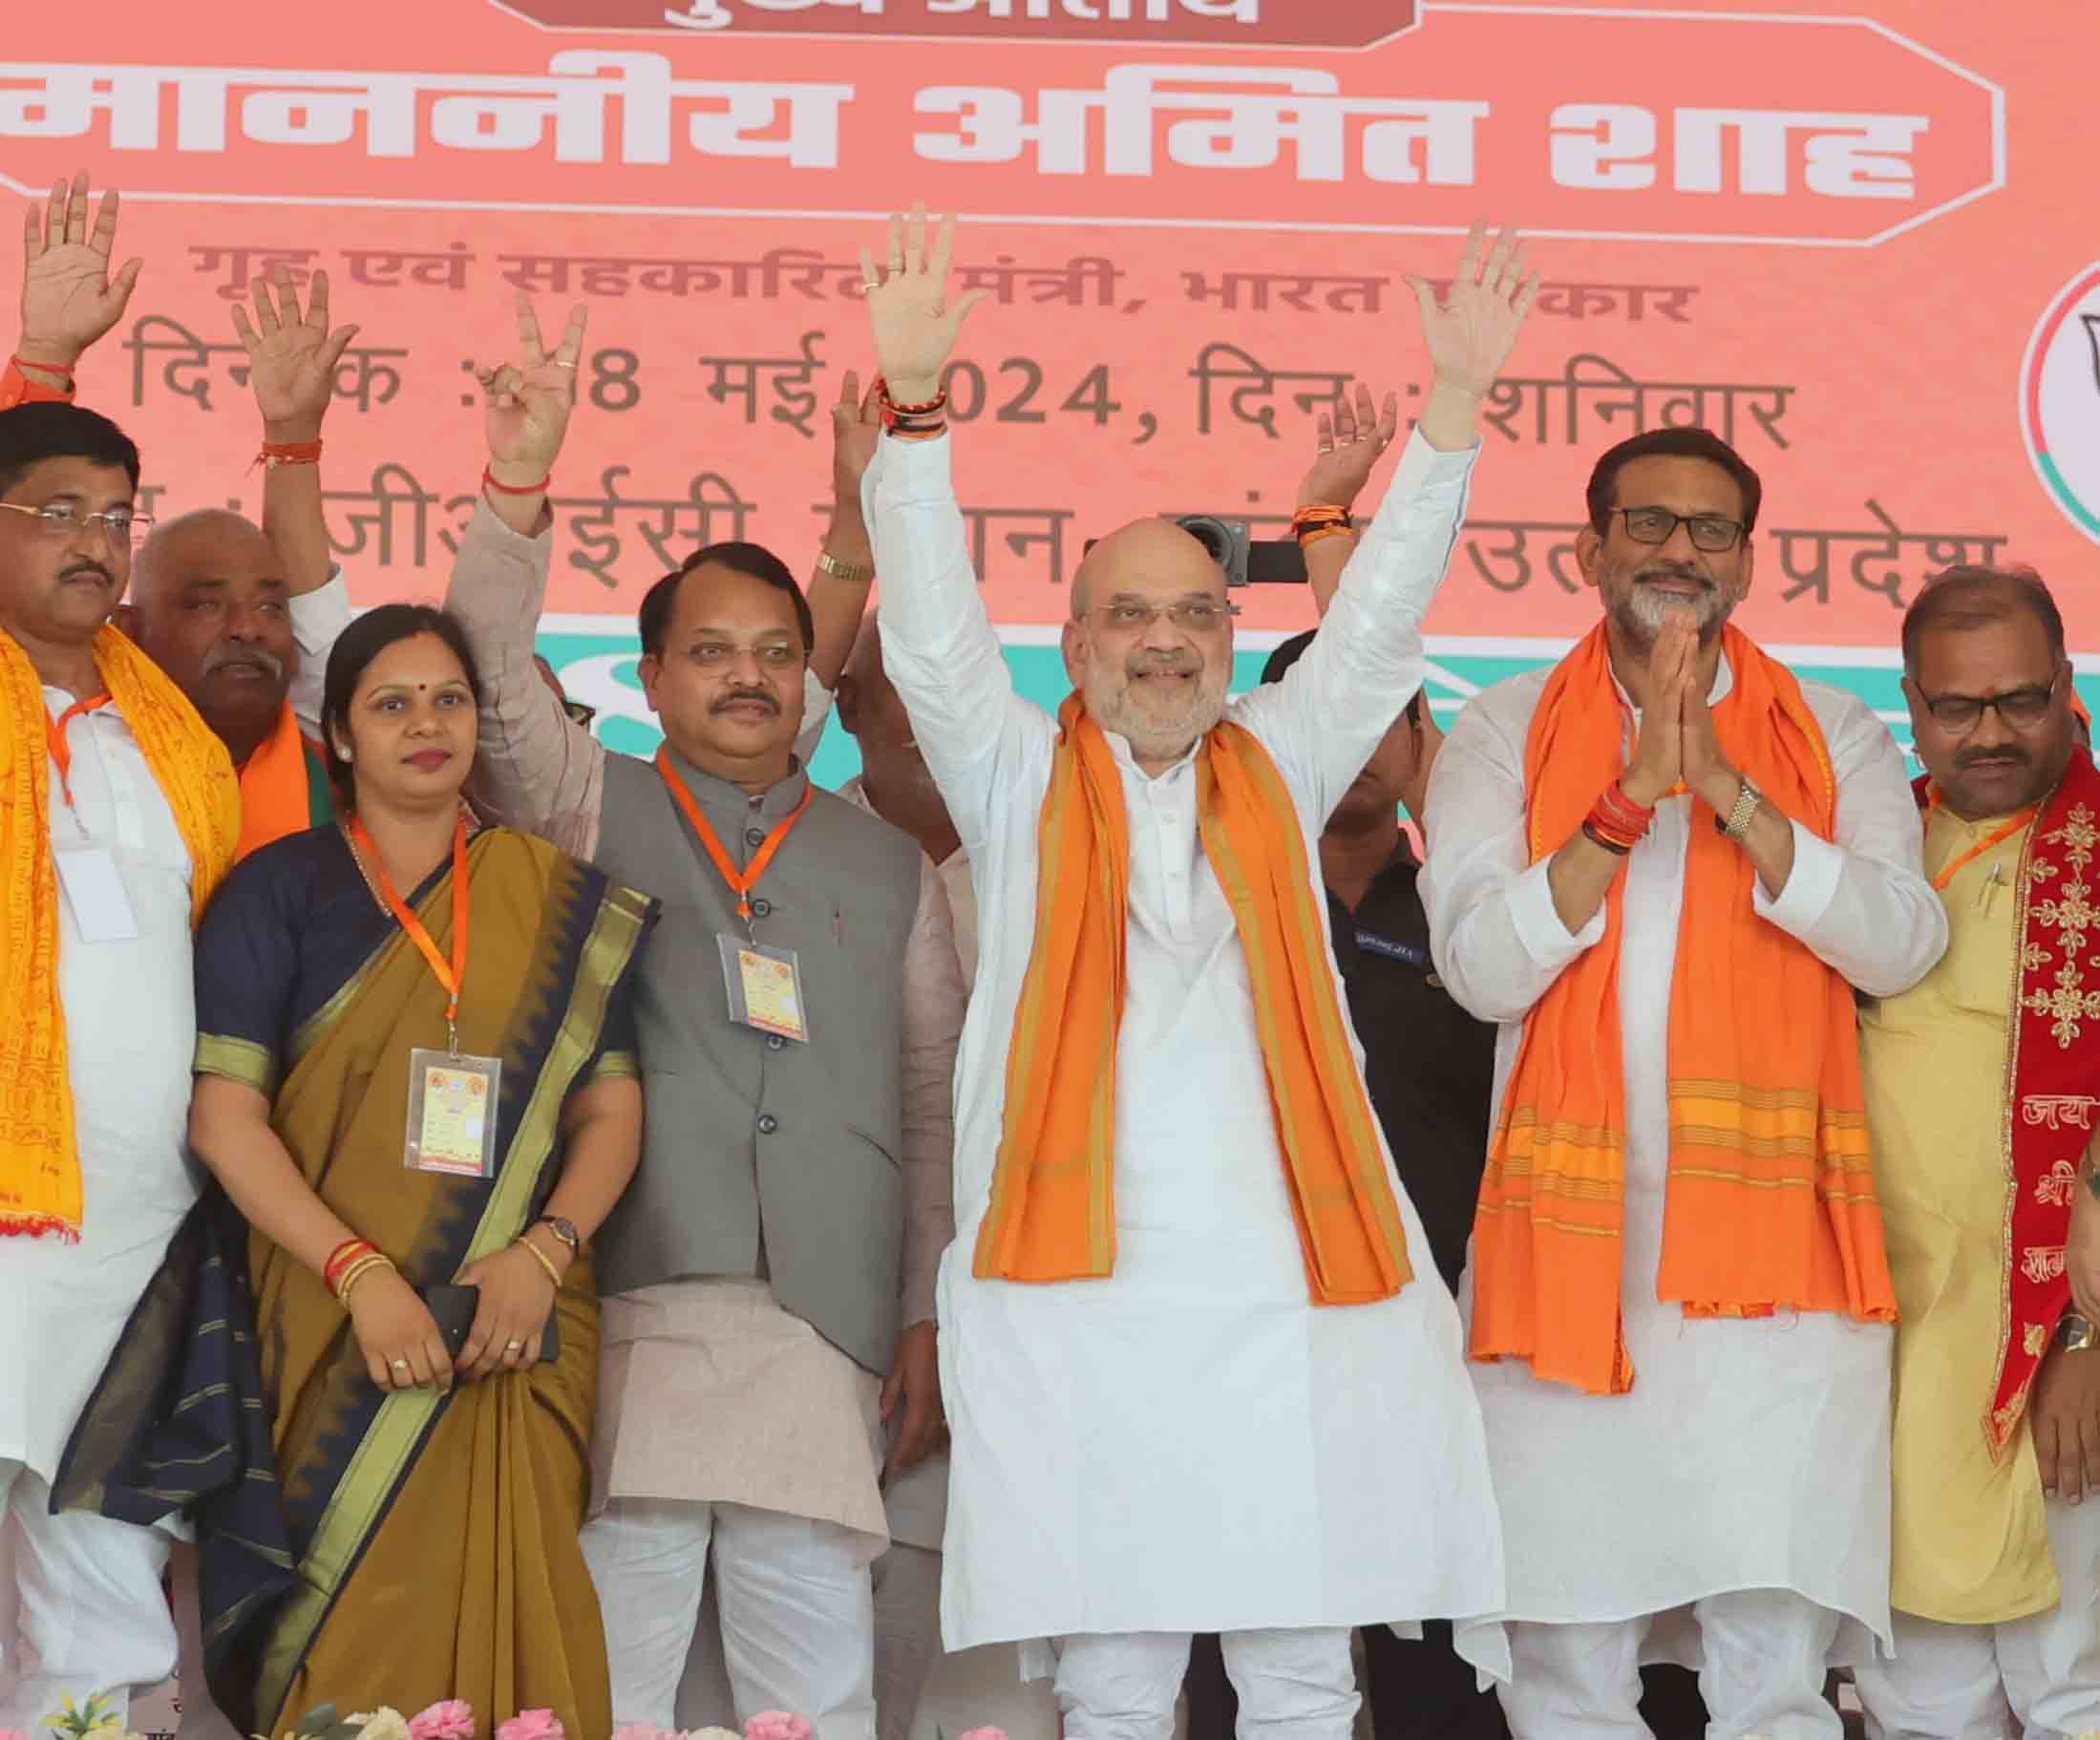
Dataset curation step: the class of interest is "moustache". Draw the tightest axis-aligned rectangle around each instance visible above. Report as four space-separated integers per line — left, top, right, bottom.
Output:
1955 746 2028 770
59 561 116 588
203 645 286 681
1635 564 1712 590
1126 652 1201 678
711 689 780 715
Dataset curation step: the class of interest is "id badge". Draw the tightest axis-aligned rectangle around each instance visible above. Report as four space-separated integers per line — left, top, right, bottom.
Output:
717 932 810 1043
54 847 139 944
404 1048 502 1178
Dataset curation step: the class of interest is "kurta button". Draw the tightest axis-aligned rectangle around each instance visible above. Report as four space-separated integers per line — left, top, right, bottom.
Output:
751 897 773 918
745 826 767 847
766 1034 786 1050
757 1113 779 1134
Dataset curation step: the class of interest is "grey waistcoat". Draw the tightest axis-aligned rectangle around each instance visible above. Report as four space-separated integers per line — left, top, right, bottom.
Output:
591 747 923 1372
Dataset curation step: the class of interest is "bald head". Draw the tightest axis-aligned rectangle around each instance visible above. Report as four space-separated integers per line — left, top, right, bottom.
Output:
1071 517 1222 619
120 507 297 767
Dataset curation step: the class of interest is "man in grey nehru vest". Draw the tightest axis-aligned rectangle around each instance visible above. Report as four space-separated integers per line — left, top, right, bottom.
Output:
443 296 965 1740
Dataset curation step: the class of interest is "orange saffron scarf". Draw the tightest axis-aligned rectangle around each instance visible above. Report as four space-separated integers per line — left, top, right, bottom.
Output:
0 625 240 1240
1468 622 1897 1393
973 695 1412 1304
235 701 324 861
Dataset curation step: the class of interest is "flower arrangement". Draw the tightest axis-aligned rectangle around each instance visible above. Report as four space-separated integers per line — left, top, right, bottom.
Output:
27 1696 1010 1740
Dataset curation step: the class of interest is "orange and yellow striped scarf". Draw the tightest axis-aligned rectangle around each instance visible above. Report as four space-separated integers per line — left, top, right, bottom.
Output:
973 695 1412 1303
0 625 240 1240
1468 622 1897 1393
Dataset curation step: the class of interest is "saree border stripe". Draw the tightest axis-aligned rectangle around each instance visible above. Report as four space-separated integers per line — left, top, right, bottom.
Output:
251 865 652 1729
195 1035 279 1096
287 929 408 1069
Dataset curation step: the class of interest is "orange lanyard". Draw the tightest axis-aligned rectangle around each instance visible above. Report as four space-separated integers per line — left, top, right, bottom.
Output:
656 747 813 920
1924 791 2037 893
349 815 472 1040
45 690 111 809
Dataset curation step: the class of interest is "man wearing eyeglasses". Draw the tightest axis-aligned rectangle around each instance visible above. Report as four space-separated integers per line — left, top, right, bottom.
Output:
1848 565 2100 1737
1422 426 1946 1737
0 174 245 1731
443 296 965 1739
856 211 1525 1740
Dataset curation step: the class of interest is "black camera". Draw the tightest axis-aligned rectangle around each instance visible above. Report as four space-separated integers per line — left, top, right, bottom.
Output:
1173 515 1307 587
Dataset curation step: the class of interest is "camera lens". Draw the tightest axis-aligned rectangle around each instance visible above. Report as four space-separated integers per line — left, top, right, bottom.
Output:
1175 515 1233 566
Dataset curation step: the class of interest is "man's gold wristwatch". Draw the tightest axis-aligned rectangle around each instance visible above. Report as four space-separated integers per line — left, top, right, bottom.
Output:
2058 1310 2096 1352
816 549 875 585
1715 775 1762 843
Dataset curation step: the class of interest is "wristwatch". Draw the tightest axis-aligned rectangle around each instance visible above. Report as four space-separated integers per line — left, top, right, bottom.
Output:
2058 1310 2096 1352
1715 775 1763 842
535 1215 583 1259
816 548 875 585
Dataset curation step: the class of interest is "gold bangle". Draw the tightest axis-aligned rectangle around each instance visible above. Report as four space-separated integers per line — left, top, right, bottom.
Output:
516 1234 563 1288
336 1254 394 1304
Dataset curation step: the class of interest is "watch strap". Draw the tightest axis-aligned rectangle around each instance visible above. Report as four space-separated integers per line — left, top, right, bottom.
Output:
816 548 875 585
1717 776 1762 842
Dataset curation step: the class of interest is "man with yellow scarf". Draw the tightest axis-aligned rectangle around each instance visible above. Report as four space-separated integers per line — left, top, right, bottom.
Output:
1421 426 1948 1737
0 177 242 1730
855 207 1529 1740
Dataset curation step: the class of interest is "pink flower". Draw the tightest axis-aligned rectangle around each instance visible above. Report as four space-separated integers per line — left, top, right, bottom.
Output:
741 1714 811 1740
956 1729 1009 1740
610 1728 672 1740
0 1729 29 1740
410 1703 476 1740
495 1711 562 1740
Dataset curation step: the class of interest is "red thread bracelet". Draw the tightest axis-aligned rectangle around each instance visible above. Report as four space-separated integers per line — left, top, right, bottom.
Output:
11 352 75 379
482 466 551 497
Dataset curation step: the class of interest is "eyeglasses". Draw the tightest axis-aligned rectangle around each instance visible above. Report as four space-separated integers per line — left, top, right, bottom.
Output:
1608 506 1745 553
562 699 598 729
0 499 155 545
1916 669 2063 734
1092 599 1241 634
687 640 806 669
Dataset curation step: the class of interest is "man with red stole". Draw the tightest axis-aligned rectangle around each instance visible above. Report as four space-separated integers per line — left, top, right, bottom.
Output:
1853 565 2100 1736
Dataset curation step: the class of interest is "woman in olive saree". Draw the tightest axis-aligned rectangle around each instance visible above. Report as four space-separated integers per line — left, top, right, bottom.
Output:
62 606 656 1737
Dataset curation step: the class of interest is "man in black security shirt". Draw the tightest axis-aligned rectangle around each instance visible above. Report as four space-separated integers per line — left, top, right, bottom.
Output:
1264 630 1491 1294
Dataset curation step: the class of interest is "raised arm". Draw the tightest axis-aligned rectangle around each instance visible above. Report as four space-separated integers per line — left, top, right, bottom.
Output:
1240 223 1537 819
233 266 364 732
859 207 1051 847
441 294 606 857
9 169 140 404
805 369 883 689
1295 382 1400 614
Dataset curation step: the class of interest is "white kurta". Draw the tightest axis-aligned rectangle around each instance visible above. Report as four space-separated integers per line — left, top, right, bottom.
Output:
1418 655 1948 1672
0 579 344 1487
866 429 1507 1658
0 692 200 1485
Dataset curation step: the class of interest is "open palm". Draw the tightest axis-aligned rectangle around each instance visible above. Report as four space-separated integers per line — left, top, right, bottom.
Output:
232 268 359 436
1406 223 1538 400
19 172 142 364
857 206 987 402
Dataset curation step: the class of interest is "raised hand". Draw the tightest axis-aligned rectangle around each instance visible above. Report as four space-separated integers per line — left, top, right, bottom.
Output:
477 293 588 479
1623 616 1695 806
232 267 359 443
1298 381 1400 511
832 367 883 509
857 205 988 405
19 170 144 370
1406 222 1538 401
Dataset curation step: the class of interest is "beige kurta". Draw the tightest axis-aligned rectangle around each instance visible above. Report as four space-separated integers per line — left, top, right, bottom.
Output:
1861 805 2059 1624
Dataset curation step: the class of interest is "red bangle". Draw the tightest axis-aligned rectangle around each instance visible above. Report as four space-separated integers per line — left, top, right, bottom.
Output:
324 1237 375 1290
876 376 948 417
481 466 551 497
11 352 75 378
